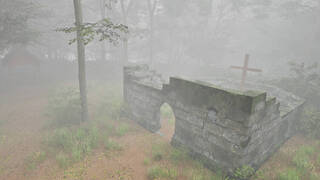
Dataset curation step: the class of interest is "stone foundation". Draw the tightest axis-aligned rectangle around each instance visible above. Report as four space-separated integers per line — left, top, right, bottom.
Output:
123 64 305 173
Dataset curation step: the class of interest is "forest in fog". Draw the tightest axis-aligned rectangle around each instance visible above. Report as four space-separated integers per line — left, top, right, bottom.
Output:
1 0 319 70
0 0 320 180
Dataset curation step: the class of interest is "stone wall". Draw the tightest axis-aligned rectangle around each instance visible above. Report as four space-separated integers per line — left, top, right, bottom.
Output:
123 64 305 174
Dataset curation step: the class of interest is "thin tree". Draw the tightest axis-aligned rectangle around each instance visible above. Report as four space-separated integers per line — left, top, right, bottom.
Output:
58 0 128 123
100 0 107 61
119 0 133 65
73 0 88 122
146 0 158 68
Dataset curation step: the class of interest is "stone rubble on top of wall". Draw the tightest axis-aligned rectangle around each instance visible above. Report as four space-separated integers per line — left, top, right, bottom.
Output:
124 64 165 90
197 77 305 118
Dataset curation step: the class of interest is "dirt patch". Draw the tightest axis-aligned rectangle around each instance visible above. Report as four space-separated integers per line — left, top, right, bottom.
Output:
0 86 50 180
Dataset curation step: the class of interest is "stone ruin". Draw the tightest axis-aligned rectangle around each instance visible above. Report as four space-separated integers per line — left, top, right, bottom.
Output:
123 64 305 174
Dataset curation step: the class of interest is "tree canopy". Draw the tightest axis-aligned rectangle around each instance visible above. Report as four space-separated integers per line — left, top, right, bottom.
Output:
0 0 42 52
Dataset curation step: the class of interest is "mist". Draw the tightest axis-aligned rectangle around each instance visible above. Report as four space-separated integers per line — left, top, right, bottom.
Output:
0 0 319 179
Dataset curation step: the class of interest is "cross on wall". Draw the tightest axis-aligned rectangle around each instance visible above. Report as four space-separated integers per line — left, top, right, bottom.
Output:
230 54 262 88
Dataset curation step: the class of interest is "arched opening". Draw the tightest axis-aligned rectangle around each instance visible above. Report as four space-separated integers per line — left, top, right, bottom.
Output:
158 103 175 141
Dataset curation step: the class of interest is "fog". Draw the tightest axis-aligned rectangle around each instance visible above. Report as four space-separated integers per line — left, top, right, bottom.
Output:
0 0 320 179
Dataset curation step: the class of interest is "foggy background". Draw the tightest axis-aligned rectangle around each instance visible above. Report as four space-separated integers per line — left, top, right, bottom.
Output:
1 0 319 88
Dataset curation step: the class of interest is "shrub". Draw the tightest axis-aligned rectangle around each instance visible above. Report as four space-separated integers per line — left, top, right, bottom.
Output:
152 151 163 161
274 62 320 109
46 87 81 127
253 170 265 180
277 169 300 180
300 109 320 139
233 165 255 180
273 62 320 139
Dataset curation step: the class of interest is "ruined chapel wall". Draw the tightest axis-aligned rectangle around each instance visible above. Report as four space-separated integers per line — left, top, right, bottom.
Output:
123 66 164 132
123 65 304 173
164 77 285 172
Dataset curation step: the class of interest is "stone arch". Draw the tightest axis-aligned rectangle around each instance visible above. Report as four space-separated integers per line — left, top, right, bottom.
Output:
157 102 176 141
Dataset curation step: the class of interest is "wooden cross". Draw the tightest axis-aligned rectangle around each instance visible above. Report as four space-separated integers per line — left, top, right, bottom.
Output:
231 54 262 88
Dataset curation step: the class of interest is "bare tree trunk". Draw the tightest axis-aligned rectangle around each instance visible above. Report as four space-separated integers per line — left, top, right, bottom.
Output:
100 0 107 61
120 0 132 66
73 0 88 122
147 0 157 68
122 14 128 66
149 15 154 67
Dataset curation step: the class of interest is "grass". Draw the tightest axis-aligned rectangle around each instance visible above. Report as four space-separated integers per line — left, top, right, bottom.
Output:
115 123 130 137
292 145 315 171
56 152 69 169
151 142 168 161
42 124 100 168
190 170 208 180
24 151 47 171
317 153 320 165
184 163 223 180
169 147 189 164
104 139 123 151
144 158 151 165
41 84 127 169
268 143 320 180
147 166 178 180
277 169 300 180
148 140 224 180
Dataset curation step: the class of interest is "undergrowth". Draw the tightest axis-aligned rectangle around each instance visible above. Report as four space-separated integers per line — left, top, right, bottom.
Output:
46 86 81 127
43 125 99 168
147 165 178 180
24 151 47 171
41 84 127 169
